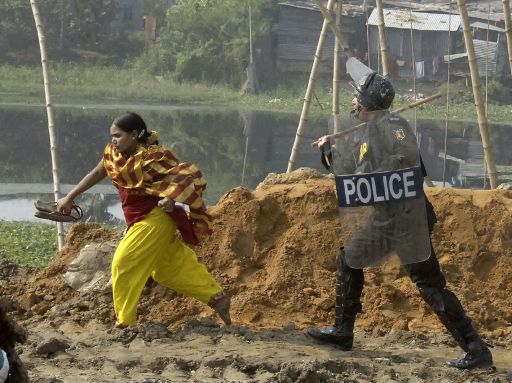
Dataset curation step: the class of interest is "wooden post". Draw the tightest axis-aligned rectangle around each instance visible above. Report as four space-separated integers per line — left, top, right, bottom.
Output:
332 0 343 135
365 0 371 67
375 0 389 76
30 0 65 248
456 0 498 188
502 0 512 76
287 0 337 172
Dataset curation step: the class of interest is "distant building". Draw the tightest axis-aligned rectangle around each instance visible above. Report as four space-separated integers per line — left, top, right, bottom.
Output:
275 2 366 73
442 22 509 79
367 8 463 80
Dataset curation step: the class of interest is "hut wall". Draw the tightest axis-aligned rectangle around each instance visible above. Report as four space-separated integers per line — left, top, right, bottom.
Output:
275 5 364 73
276 6 335 73
369 25 459 80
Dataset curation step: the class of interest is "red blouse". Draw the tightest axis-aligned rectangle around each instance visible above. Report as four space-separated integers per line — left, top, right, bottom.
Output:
118 188 199 246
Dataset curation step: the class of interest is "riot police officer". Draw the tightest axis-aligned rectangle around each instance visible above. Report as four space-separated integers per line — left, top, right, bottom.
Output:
309 58 493 370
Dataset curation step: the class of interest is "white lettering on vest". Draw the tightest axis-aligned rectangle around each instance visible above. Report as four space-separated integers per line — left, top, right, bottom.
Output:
403 171 416 197
357 178 372 204
371 177 385 202
382 175 390 200
389 173 403 199
338 168 420 206
343 179 356 205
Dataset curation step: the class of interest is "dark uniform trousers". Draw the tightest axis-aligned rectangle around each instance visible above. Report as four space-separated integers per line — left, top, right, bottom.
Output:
336 197 478 350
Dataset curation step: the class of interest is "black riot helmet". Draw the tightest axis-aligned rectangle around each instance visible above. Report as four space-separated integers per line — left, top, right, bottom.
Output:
352 72 395 110
346 58 395 111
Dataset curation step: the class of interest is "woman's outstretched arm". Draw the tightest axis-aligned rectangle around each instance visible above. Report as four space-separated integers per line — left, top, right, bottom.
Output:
57 160 107 214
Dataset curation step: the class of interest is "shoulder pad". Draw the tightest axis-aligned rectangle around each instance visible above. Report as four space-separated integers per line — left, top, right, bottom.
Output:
387 114 410 128
388 114 407 123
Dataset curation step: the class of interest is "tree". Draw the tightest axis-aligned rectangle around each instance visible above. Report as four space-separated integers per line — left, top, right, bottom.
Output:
0 0 39 62
0 0 144 64
140 0 277 86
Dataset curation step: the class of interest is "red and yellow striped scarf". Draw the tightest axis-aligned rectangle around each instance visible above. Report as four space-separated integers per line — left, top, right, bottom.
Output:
103 142 212 238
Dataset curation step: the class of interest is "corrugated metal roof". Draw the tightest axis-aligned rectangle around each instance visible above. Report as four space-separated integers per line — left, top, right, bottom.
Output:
443 40 498 77
368 8 461 31
278 1 365 16
470 21 505 33
474 40 498 76
382 0 504 23
279 1 318 11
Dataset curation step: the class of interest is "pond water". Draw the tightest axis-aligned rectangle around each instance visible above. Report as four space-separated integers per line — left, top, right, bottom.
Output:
1 103 511 225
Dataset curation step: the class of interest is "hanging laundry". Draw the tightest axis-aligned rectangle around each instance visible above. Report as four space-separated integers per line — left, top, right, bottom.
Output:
415 60 425 79
432 56 440 75
388 57 398 76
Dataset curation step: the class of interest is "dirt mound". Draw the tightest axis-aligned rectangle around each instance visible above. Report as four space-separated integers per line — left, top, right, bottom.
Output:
2 169 512 342
1 223 119 317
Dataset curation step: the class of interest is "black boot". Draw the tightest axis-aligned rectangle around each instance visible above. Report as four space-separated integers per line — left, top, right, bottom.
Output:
417 286 494 370
307 319 354 350
446 338 493 370
308 249 362 350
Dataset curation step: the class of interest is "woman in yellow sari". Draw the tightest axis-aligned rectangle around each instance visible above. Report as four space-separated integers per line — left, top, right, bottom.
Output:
57 112 230 328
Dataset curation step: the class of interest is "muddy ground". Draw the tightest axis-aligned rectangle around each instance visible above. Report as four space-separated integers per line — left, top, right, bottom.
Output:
1 169 511 382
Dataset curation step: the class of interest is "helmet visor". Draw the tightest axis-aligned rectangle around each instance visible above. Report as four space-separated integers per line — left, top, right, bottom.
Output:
346 57 374 92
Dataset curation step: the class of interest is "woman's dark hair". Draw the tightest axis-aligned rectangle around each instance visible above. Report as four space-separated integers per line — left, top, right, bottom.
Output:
112 112 151 142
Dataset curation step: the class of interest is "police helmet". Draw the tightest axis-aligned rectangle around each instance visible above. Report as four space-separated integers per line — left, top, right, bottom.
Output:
351 71 395 111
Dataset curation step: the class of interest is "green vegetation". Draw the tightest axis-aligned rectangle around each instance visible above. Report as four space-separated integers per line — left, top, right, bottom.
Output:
0 0 144 65
0 63 323 114
0 221 58 268
136 0 275 86
2 0 512 122
0 64 242 105
4 64 512 123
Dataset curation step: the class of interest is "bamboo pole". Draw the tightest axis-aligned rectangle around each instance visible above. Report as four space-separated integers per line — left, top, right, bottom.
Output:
287 0 337 172
456 0 498 188
332 0 343 135
249 4 253 65
375 0 389 76
30 0 65 248
365 0 371 67
457 0 498 189
313 0 349 49
502 0 512 76
312 93 443 144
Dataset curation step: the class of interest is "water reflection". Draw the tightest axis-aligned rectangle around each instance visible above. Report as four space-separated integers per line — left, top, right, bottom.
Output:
0 105 326 223
1 105 511 224
416 119 512 188
0 195 123 225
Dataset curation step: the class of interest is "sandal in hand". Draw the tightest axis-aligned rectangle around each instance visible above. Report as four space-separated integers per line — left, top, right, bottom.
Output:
34 200 83 223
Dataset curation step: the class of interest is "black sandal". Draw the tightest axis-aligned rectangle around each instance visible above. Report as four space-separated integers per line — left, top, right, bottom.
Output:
34 200 83 223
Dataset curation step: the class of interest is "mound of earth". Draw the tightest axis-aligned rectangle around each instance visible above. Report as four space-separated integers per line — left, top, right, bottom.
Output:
1 168 511 382
3 169 512 337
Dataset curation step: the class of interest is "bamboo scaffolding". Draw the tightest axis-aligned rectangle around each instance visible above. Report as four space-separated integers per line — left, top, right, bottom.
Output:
332 0 343 136
442 3 453 188
456 0 498 189
287 0 337 172
502 0 512 76
30 0 65 248
405 0 434 187
313 0 349 49
375 0 389 76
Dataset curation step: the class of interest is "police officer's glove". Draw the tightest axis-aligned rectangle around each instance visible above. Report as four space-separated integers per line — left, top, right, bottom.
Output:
320 142 334 172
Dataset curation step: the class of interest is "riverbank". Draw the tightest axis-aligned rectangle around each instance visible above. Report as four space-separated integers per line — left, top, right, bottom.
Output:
3 64 512 122
1 169 511 381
